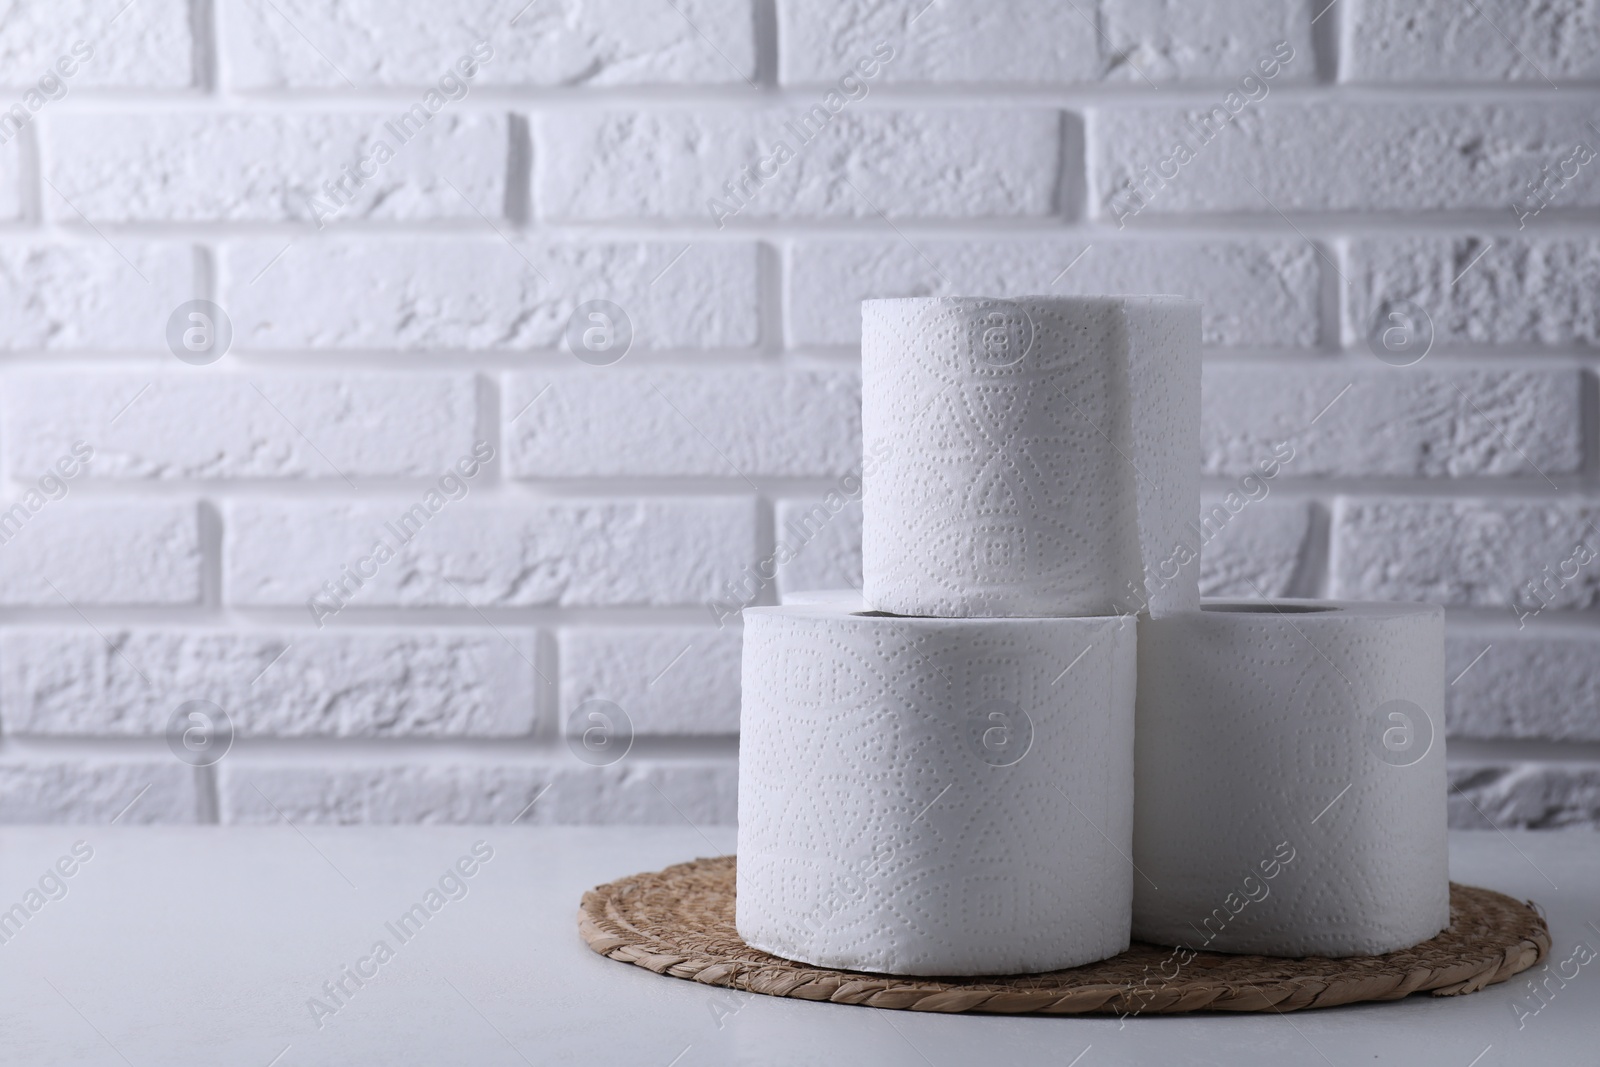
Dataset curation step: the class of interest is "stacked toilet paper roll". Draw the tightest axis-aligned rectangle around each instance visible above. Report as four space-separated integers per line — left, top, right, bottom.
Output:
737 602 1137 975
861 296 1201 618
1132 600 1450 957
736 291 1451 978
737 295 1203 975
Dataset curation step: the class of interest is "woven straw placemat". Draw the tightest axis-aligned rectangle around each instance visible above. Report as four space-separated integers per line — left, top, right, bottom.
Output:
578 856 1548 1015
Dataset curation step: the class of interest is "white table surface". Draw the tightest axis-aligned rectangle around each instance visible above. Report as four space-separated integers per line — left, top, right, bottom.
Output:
0 826 1593 1066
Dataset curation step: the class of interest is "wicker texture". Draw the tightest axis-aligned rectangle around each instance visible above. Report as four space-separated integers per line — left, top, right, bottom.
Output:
578 856 1548 1015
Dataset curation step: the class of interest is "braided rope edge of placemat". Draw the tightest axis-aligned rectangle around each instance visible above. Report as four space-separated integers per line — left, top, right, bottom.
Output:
577 856 1550 1015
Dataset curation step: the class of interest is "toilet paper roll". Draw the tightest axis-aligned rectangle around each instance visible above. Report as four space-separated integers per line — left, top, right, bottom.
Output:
862 295 1200 619
737 602 1137 975
1133 599 1449 958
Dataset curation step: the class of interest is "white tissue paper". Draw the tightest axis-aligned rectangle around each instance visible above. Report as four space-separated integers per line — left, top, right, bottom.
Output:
1133 599 1449 957
861 295 1201 619
737 599 1137 975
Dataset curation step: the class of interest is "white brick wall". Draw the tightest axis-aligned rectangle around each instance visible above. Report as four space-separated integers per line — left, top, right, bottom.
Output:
1346 237 1600 347
1089 103 1600 215
5 372 481 479
2 629 540 736
1201 366 1583 478
1346 0 1600 82
224 498 757 606
0 0 1595 827
0 501 202 605
220 0 758 88
505 369 861 477
224 238 761 350
47 112 509 222
779 1 1316 84
0 243 194 350
0 3 191 87
536 108 1063 220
